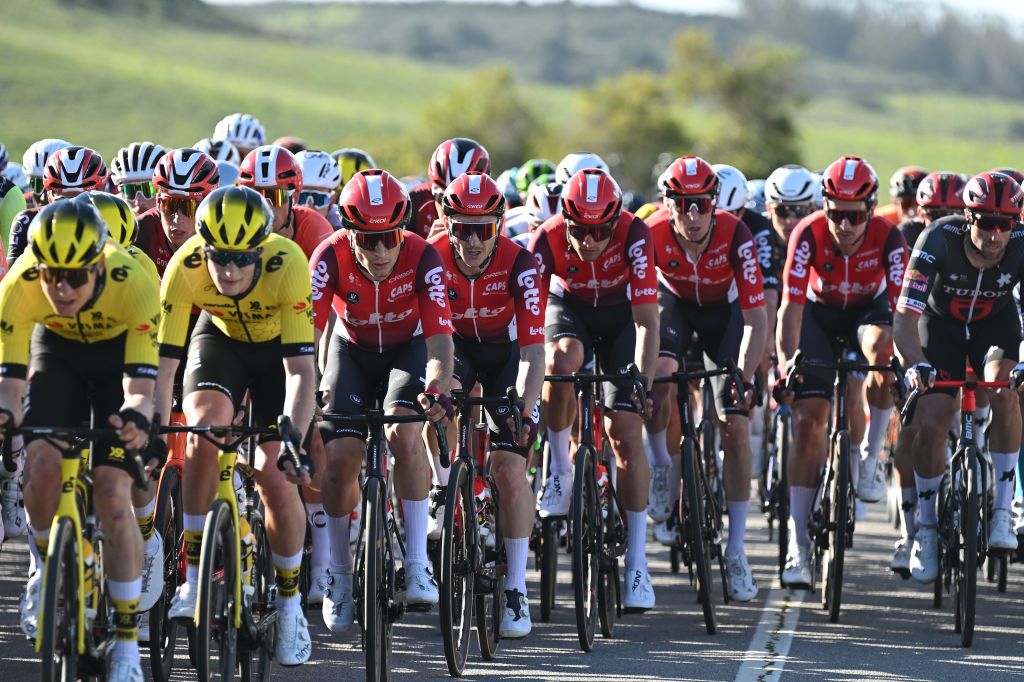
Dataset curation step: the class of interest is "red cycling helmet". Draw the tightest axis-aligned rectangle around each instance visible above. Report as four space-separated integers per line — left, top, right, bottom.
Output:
339 169 411 231
271 136 307 154
963 172 1024 216
659 156 719 197
561 168 622 225
153 148 220 199
428 138 490 189
43 146 109 194
889 166 928 198
916 172 966 211
821 156 879 204
989 167 1024 186
442 171 506 217
239 145 303 192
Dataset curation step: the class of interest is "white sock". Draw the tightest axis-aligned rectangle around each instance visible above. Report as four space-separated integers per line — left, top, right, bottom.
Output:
503 536 529 594
974 403 991 427
547 427 572 476
789 486 815 547
133 497 160 552
27 524 43 575
863 406 893 463
625 510 648 571
184 513 205 584
914 473 944 526
272 550 303 613
108 577 142 662
647 429 672 467
402 498 429 564
992 451 1018 510
328 513 353 573
901 486 917 541
725 500 749 556
305 503 330 571
431 455 451 487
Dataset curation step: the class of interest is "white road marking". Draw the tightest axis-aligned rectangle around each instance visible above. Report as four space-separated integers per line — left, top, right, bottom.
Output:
734 587 806 682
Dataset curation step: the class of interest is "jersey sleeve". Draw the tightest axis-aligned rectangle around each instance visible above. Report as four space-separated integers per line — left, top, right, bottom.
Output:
0 273 35 378
416 245 454 339
130 248 160 284
309 237 341 332
730 221 766 310
157 253 197 359
7 210 31 264
295 210 334 261
527 229 555 279
754 227 779 290
896 224 941 316
781 220 816 305
625 218 658 305
277 246 315 357
883 225 909 311
509 247 545 347
120 266 161 379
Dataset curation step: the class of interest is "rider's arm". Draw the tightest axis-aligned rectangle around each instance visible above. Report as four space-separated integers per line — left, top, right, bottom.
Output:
417 244 455 394
509 248 547 411
632 303 660 390
893 224 942 367
763 289 779 361
282 354 317 443
740 306 767 382
882 224 910 312
731 222 767 379
119 265 160 424
0 264 34 422
155 254 196 426
777 221 815 370
0 378 25 427
625 218 659 388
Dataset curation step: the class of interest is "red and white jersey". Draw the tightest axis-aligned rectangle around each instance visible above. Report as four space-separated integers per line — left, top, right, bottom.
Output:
429 234 545 347
783 212 907 310
289 206 333 261
309 231 453 352
528 212 658 308
646 208 765 310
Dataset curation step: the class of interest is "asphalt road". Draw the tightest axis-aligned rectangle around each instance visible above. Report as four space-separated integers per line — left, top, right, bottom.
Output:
1 500 1022 681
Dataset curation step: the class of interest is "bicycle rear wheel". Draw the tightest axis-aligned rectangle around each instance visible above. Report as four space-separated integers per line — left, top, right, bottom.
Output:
150 465 183 682
196 499 239 681
476 518 503 660
40 517 80 682
824 431 850 623
683 437 717 634
439 460 473 677
775 410 791 583
571 444 598 651
239 513 274 682
957 448 980 648
538 519 559 622
362 476 392 681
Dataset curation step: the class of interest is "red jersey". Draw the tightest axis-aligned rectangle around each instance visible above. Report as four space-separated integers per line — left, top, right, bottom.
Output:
136 208 174 276
783 212 907 310
309 231 453 352
289 207 333 261
408 181 438 240
528 212 658 308
428 234 545 347
647 208 765 310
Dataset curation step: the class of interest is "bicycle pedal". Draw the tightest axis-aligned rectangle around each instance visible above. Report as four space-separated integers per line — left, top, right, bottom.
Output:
404 602 433 614
891 567 910 580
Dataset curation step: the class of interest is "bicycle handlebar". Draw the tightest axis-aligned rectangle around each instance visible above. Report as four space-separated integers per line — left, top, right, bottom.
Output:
446 387 523 468
545 362 649 411
900 380 1012 426
322 409 449 464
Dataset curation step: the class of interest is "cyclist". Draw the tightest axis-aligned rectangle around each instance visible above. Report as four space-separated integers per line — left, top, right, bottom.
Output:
309 169 454 633
4 199 161 681
877 166 927 225
900 171 967 250
409 138 491 239
295 149 344 229
10 146 109 264
777 156 907 587
273 136 307 154
510 180 562 247
0 175 24 261
193 137 242 167
157 185 315 666
427 172 546 637
644 156 767 601
515 159 556 204
553 151 609 185
110 141 167 216
212 112 266 159
894 171 1024 582
238 145 333 258
528 167 660 610
331 148 376 188
19 138 71 210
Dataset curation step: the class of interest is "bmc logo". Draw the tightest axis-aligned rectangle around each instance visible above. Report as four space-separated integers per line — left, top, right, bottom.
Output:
517 269 541 315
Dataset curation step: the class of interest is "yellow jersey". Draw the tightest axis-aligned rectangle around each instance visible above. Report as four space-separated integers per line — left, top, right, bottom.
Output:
128 245 160 283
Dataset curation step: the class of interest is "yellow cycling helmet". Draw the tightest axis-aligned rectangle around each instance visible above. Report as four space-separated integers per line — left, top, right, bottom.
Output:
30 198 108 268
76 191 138 248
330 148 376 190
196 185 272 251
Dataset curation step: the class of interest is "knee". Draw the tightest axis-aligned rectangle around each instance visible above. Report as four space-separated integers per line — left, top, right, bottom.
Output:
546 343 582 375
607 416 642 458
388 424 424 462
988 388 1019 415
93 479 132 522
491 459 526 499
865 330 893 361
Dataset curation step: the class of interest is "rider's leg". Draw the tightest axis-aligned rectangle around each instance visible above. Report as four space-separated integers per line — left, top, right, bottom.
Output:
984 358 1022 512
492 449 532 593
858 324 896 501
253 440 308 613
789 397 830 546
543 337 584 476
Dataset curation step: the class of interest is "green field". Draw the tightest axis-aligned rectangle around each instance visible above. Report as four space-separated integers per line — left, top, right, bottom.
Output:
3 0 1024 188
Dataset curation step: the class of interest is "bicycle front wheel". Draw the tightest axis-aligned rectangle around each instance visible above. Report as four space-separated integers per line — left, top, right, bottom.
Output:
239 512 275 682
957 448 981 647
683 437 717 634
571 444 598 651
439 459 473 677
150 465 183 682
40 516 80 682
362 476 392 681
196 499 239 681
775 410 791 583
538 518 559 622
825 430 851 623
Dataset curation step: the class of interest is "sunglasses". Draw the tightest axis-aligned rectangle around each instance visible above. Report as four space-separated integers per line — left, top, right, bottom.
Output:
255 187 292 207
39 263 98 288
203 245 262 267
298 190 332 209
351 229 405 251
159 196 200 217
566 219 614 243
30 176 46 195
119 181 156 200
772 203 813 220
667 194 714 214
969 212 1016 233
825 207 870 226
449 219 499 242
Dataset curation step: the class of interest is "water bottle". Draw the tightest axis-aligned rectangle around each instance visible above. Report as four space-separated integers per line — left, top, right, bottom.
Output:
474 476 495 545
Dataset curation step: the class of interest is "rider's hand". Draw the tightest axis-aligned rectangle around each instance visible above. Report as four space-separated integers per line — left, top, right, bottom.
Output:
280 452 313 487
0 408 17 444
905 362 935 392
1010 363 1024 392
427 218 447 240
772 376 793 405
110 408 150 452
142 439 168 479
512 413 539 448
418 389 454 424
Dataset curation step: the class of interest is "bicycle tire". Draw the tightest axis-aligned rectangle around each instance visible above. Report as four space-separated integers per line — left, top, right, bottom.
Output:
996 553 1008 593
150 465 183 682
239 513 274 682
571 444 598 651
683 437 717 634
597 552 617 638
196 499 239 681
701 417 724 510
476 512 503 660
40 517 80 682
958 448 980 648
825 430 850 623
299 520 313 611
362 476 392 681
934 481 947 610
775 410 791 583
440 460 473 677
539 519 559 622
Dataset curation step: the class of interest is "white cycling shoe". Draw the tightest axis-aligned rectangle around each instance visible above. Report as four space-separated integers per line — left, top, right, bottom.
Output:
538 473 571 518
322 569 355 633
275 610 312 666
724 552 759 602
647 464 672 523
781 544 812 589
623 567 655 612
989 509 1018 551
910 525 939 583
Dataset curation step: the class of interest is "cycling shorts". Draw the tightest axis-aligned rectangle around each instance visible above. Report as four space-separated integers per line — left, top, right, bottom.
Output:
920 304 1021 397
23 328 142 474
545 295 638 413
794 295 892 400
454 338 528 457
319 335 426 442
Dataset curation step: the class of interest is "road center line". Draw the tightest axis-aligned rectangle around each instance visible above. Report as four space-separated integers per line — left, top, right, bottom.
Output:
734 587 806 682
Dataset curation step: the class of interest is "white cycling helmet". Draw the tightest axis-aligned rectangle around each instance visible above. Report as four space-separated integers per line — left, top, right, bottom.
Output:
194 138 242 166
0 143 7 173
711 164 748 212
526 181 563 224
764 164 816 205
212 113 265 151
295 150 342 193
215 160 240 188
22 138 72 178
110 141 167 185
2 164 29 192
811 172 824 208
555 151 609 185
